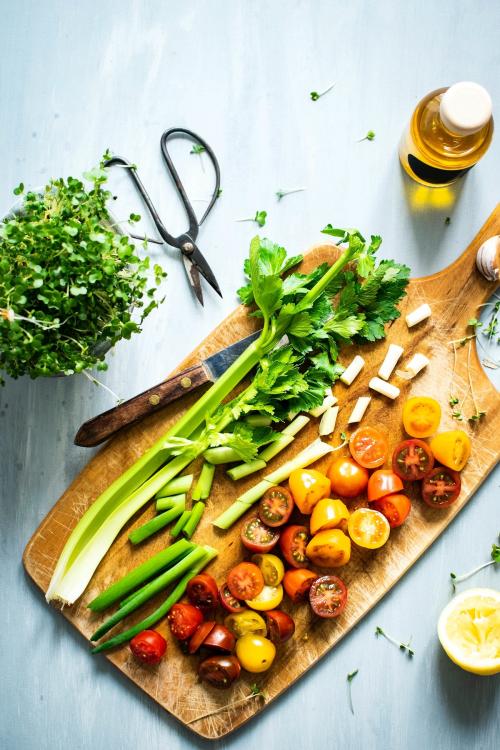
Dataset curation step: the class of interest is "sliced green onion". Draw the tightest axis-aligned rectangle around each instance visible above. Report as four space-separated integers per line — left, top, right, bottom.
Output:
202 446 241 464
88 538 193 612
182 502 205 539
259 434 294 461
155 474 194 498
171 509 191 538
129 499 185 545
226 459 267 481
91 546 218 653
156 493 186 512
192 462 215 501
214 439 334 529
90 546 206 641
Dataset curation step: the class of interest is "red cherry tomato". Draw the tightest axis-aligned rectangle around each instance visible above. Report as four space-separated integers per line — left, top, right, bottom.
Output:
309 575 348 619
259 486 294 527
279 525 310 568
265 610 295 644
227 562 265 601
129 630 167 665
219 583 246 613
241 516 280 553
371 493 411 528
187 573 219 611
283 568 317 603
367 469 404 502
349 426 388 468
327 457 369 498
198 655 241 689
202 624 236 653
422 467 461 508
188 621 216 654
167 603 204 641
392 439 434 481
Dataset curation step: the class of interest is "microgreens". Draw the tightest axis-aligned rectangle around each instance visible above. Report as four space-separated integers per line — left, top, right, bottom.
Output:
237 211 267 227
347 669 359 715
450 538 500 591
310 82 336 101
375 626 414 657
358 130 376 142
190 144 205 155
187 683 265 723
276 188 306 201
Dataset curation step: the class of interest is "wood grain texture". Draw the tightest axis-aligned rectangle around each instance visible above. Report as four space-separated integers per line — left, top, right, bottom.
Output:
23 208 500 739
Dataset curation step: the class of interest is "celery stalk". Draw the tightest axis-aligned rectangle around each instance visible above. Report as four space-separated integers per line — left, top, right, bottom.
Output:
156 494 184 512
91 546 218 653
155 474 194 498
182 502 205 539
203 447 241 464
282 414 310 436
226 459 267 481
128 498 185 545
192 462 215 501
259 434 294 461
171 510 191 538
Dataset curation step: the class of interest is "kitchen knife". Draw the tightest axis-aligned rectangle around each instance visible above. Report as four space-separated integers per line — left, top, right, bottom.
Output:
74 331 261 447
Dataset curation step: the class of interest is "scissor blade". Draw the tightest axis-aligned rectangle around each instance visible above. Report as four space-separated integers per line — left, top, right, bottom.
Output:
190 246 223 298
182 255 204 306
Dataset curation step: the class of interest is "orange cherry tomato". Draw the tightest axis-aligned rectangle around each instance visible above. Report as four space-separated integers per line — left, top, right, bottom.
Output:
367 469 404 502
402 397 441 438
306 529 351 567
349 426 388 468
283 568 317 604
310 498 350 535
429 430 471 471
289 469 331 514
327 457 369 498
371 494 411 528
347 508 390 549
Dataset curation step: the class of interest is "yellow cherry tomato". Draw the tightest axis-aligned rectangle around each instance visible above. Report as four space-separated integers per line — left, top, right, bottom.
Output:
224 611 267 638
289 469 331 514
347 508 390 549
245 584 284 611
310 498 350 535
251 553 285 586
306 529 351 567
429 430 471 471
402 397 441 438
235 634 276 673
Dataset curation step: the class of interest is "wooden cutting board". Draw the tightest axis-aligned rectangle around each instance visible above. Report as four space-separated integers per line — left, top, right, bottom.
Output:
23 208 500 740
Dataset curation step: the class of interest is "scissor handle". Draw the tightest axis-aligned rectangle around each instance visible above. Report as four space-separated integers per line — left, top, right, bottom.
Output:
160 127 221 240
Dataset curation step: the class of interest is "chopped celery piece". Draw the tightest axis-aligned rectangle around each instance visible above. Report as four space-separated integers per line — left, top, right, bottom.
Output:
155 474 194 498
259 434 294 461
226 459 267 481
156 493 186 512
182 502 205 539
171 510 191 538
129 499 185 545
192 462 215 501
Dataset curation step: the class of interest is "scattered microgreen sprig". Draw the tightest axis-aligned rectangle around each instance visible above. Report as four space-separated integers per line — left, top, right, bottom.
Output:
186 683 265 724
375 626 414 657
276 188 306 201
450 538 500 592
237 210 267 227
358 130 376 142
310 82 336 101
347 669 359 714
190 144 205 155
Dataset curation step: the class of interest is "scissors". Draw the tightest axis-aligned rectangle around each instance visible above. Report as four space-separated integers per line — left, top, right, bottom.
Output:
105 127 222 306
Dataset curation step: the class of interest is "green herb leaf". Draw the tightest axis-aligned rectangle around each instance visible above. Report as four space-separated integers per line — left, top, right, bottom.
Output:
190 144 205 155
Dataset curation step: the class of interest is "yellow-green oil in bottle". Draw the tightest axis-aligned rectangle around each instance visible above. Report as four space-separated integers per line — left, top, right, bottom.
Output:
399 82 493 187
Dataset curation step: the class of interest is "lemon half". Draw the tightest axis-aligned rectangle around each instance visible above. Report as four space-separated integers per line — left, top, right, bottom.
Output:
438 588 500 675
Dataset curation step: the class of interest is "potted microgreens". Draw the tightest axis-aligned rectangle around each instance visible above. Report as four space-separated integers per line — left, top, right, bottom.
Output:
0 159 166 385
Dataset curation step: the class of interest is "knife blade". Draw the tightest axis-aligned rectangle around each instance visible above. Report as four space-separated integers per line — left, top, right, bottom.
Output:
74 330 261 447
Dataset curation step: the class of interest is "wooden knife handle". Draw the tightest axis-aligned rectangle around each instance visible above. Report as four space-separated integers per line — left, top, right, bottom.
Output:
74 363 211 447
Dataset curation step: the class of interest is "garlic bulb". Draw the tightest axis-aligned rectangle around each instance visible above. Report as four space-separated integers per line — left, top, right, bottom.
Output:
476 236 500 281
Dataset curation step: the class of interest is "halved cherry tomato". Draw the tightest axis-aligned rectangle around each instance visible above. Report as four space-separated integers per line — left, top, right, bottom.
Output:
422 467 461 508
168 602 204 641
265 610 295 644
283 568 317 603
349 426 388 468
259 486 294 527
227 562 264 601
289 469 331 514
130 630 167 665
279 525 310 568
241 516 280 553
429 430 471 471
245 584 284 611
403 396 441 438
198 655 241 688
310 498 350 535
219 583 246 613
306 529 351 567
235 634 276 673
367 469 404 502
224 611 267 638
371 494 411 528
202 624 236 653
309 575 347 618
188 621 216 654
392 439 434 481
327 457 369 498
347 508 390 549
251 553 285 586
187 573 219 611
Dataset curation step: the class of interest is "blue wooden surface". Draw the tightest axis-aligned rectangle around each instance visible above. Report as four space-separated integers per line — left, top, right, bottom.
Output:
1 1 499 748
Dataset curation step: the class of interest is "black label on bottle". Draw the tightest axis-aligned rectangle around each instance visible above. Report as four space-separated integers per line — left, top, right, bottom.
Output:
407 154 472 185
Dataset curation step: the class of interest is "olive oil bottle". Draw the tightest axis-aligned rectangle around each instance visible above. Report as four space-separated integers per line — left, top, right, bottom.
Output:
399 82 493 187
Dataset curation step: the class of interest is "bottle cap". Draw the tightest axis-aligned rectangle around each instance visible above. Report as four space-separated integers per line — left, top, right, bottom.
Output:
440 82 492 136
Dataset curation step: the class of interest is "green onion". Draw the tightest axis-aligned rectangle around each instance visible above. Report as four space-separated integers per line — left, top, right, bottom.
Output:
182 501 205 539
171 509 191 538
156 474 194 498
88 539 193 612
226 459 267 481
90 545 207 641
214 439 334 529
156 493 186 512
192 462 215 500
203 447 241 464
128 498 185 545
91 546 218 653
